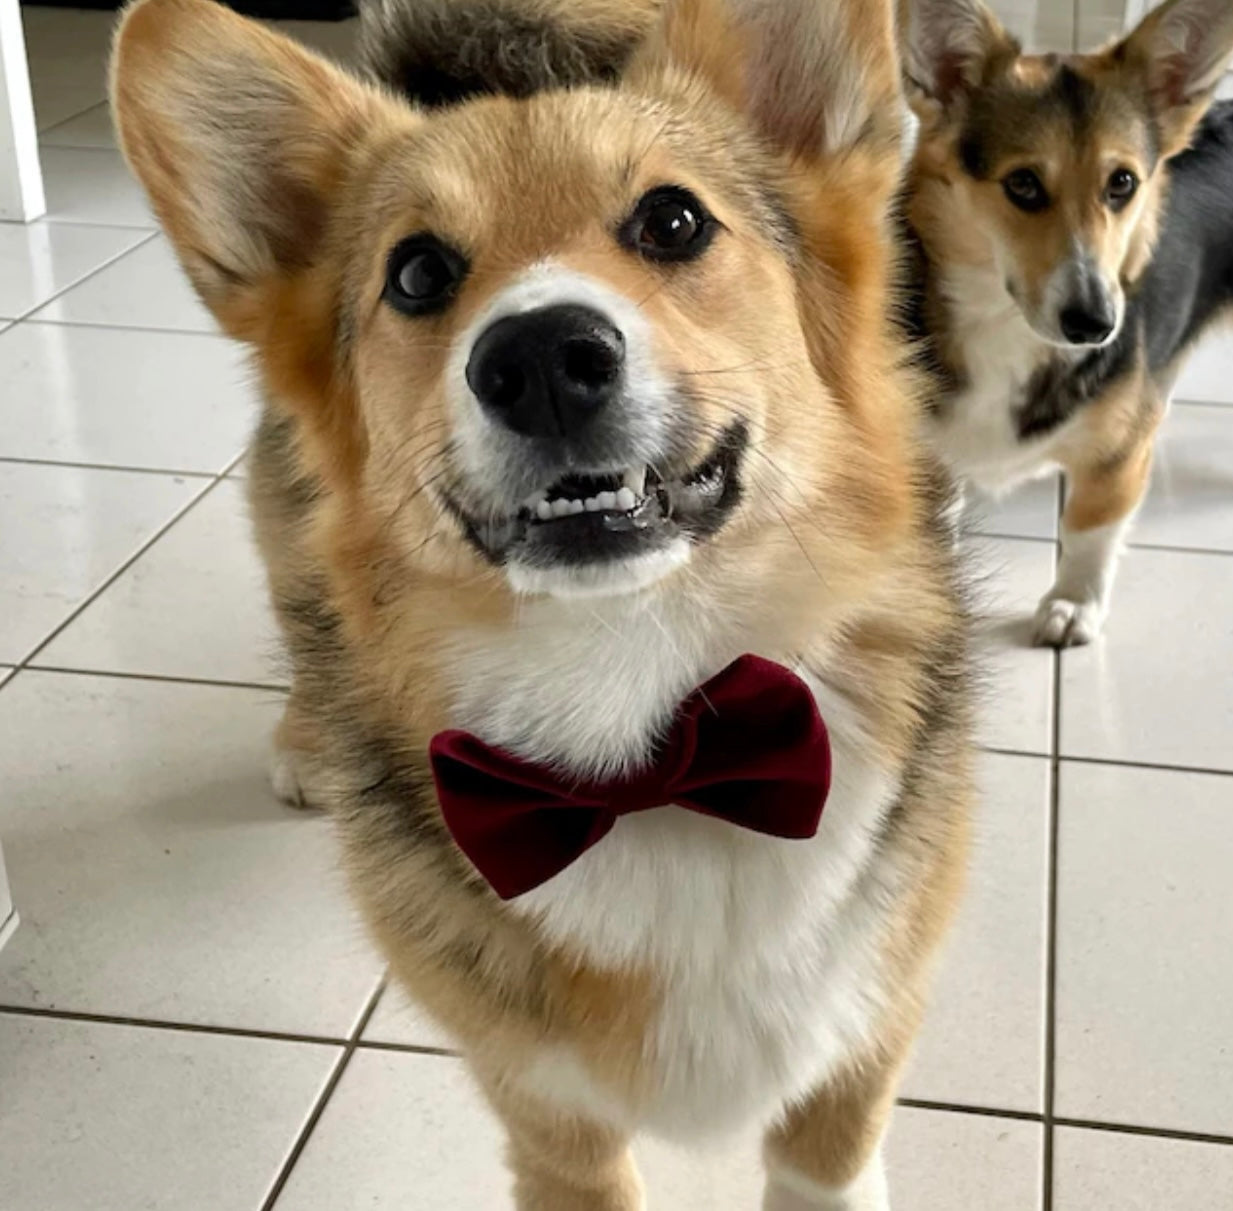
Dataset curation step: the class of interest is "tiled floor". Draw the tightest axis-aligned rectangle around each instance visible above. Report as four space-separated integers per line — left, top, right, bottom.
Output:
2 5 1232 1210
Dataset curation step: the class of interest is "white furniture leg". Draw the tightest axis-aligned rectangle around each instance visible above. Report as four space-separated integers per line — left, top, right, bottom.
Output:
0 837 16 955
0 0 45 222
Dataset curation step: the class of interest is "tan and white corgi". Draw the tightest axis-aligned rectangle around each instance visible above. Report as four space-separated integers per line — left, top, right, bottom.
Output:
902 0 1233 646
111 0 974 1206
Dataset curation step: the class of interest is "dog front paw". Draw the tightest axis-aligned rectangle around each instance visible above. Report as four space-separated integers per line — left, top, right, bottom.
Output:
269 744 327 811
1032 593 1105 648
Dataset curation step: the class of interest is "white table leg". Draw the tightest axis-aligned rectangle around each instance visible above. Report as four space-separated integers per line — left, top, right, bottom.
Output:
0 0 45 222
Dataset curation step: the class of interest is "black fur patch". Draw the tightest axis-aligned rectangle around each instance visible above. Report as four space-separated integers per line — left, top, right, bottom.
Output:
359 1 641 108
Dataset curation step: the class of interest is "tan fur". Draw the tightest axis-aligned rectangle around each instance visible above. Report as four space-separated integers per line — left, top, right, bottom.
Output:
113 0 973 1202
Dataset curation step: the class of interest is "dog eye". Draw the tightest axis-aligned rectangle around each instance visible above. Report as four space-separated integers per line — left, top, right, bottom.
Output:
1105 168 1139 208
384 236 468 316
1002 169 1049 213
621 186 715 263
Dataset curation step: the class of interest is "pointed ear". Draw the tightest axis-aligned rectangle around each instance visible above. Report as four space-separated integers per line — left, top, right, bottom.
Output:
637 0 906 164
110 0 393 334
898 0 1015 107
1115 0 1233 153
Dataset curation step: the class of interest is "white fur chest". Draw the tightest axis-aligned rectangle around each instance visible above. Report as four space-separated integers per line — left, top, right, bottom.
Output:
926 263 1069 495
449 600 901 1140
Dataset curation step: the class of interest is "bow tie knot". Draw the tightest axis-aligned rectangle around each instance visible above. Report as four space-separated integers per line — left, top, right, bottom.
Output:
430 654 832 900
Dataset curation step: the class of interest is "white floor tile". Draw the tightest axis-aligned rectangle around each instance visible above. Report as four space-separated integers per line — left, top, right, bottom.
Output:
0 322 257 473
275 1050 1043 1210
362 984 457 1051
1055 762 1233 1135
0 671 383 1034
0 221 147 320
37 480 279 684
1172 329 1233 406
1132 403 1233 553
39 146 155 228
1060 548 1233 771
0 1014 338 1211
970 537 1057 754
969 474 1059 541
33 236 217 333
1054 1127 1233 1211
902 752 1049 1113
40 101 116 150
0 462 199 663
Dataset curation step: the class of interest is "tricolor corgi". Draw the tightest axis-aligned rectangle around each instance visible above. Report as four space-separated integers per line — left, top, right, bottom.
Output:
902 0 1233 645
112 0 974 1205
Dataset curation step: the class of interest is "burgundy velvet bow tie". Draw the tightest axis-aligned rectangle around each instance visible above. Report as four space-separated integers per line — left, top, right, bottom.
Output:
429 655 832 901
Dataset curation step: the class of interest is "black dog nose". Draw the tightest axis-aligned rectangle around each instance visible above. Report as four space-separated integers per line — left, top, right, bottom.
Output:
466 304 625 438
1060 304 1116 346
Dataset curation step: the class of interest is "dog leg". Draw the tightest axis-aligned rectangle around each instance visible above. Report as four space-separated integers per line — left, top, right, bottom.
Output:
269 687 329 810
762 1057 899 1211
1034 442 1153 648
481 1075 644 1211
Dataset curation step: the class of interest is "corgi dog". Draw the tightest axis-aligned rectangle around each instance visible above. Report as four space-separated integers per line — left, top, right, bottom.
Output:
111 0 973 1206
901 0 1233 646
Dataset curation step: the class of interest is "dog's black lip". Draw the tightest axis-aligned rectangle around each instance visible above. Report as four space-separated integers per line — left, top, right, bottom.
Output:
444 421 749 568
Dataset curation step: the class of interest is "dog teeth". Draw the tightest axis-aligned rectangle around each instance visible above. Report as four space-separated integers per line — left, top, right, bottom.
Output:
584 497 602 512
614 487 637 511
535 499 553 521
622 467 647 495
595 491 617 510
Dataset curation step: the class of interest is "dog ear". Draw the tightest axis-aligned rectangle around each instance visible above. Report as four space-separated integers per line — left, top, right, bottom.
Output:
898 0 1014 107
636 0 905 164
1115 0 1233 153
111 0 393 336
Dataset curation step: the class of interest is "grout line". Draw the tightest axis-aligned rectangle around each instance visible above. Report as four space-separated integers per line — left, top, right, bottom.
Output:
13 230 158 325
258 985 385 1211
898 1098 1042 1125
24 665 290 694
12 476 222 672
19 315 218 339
0 455 216 479
7 1006 1233 1151
20 315 227 340
0 1004 348 1047
1056 753 1233 779
1041 473 1065 1211
37 99 110 139
356 1040 461 1059
1052 1117 1233 1149
1170 397 1233 410
1125 541 1233 559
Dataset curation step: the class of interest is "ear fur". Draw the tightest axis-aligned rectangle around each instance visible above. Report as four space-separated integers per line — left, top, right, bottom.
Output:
898 0 1016 107
1113 0 1233 154
636 0 906 164
111 0 393 333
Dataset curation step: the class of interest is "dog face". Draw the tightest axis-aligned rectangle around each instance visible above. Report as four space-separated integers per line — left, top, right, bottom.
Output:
351 90 809 599
113 0 913 609
904 0 1233 348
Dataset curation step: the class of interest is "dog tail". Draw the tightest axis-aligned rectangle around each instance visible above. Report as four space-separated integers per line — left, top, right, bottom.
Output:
357 0 660 108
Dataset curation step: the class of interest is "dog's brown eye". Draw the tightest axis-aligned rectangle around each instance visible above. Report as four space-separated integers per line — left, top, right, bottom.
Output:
1105 168 1139 208
384 235 468 316
621 187 715 263
1002 168 1049 213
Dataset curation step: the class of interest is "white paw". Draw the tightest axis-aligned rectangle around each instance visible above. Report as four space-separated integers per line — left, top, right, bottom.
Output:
1032 594 1105 648
269 746 325 811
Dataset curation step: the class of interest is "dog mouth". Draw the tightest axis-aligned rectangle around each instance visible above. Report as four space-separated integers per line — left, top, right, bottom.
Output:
449 421 748 572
